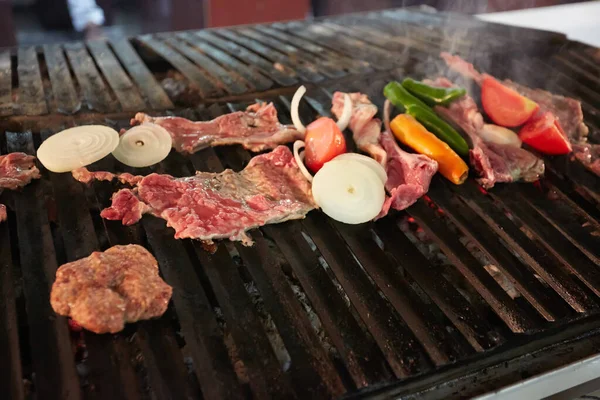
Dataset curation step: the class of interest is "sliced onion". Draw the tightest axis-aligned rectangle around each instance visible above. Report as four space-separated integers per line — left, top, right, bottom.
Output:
480 124 522 147
112 123 172 167
312 159 385 224
291 85 307 133
37 125 119 173
383 99 392 134
293 140 313 182
333 153 387 184
335 93 352 132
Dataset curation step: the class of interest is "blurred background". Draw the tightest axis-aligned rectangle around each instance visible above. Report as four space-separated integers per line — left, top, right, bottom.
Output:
0 0 594 48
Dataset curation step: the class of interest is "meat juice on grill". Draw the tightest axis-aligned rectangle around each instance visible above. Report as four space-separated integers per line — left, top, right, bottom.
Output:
441 52 600 177
100 146 316 245
50 244 173 334
132 102 303 154
430 77 544 188
331 92 438 216
0 152 41 222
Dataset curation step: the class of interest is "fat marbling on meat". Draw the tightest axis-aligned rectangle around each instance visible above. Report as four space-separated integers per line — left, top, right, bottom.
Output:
50 244 172 334
100 146 316 245
132 102 303 154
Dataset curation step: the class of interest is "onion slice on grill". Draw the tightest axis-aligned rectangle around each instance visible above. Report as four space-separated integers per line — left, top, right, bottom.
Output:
293 140 313 182
291 86 307 133
37 125 120 173
336 93 352 132
113 123 173 167
383 99 392 134
312 159 385 224
333 153 387 184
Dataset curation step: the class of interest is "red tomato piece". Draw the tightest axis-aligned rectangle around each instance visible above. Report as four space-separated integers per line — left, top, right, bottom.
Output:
304 117 346 173
519 112 572 155
481 76 539 127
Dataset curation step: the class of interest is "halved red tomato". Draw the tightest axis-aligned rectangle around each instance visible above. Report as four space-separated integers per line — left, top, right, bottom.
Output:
519 111 572 155
304 117 346 173
481 76 539 127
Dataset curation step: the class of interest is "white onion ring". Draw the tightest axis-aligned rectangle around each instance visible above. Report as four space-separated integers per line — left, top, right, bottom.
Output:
112 123 172 167
333 153 387 184
335 93 352 132
383 99 392 134
293 140 313 182
291 85 307 133
312 159 385 224
37 125 120 173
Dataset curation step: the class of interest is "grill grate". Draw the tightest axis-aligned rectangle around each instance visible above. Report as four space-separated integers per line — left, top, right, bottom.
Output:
1 7 600 400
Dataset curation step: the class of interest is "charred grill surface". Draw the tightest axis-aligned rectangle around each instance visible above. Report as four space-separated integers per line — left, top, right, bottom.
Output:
1 7 600 400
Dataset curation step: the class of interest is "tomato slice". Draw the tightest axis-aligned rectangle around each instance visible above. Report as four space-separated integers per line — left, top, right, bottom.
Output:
304 117 346 173
481 76 539 127
519 112 572 155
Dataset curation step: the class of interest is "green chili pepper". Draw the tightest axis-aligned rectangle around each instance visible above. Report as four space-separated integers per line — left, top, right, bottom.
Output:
383 81 469 156
402 78 466 106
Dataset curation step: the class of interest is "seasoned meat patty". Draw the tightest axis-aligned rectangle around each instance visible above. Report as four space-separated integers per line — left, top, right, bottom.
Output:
50 245 172 334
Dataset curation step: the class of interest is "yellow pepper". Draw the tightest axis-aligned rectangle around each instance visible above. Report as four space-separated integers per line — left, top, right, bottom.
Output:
390 114 468 185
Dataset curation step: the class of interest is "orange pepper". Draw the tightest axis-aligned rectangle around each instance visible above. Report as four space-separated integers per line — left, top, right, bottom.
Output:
390 114 468 185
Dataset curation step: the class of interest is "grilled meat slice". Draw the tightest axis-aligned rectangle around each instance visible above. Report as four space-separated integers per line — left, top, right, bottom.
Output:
331 91 437 215
50 245 172 334
441 52 600 177
132 102 302 154
0 152 41 222
100 146 316 245
431 77 544 188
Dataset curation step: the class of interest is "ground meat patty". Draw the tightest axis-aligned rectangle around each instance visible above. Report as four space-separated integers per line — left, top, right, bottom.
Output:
50 245 172 334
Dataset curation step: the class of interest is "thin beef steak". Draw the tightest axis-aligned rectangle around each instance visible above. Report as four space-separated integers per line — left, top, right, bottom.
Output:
132 102 302 154
100 146 316 245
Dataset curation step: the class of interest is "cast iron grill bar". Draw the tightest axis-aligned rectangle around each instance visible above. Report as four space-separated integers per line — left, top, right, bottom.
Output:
425 182 570 322
253 25 373 75
161 36 248 95
17 47 47 116
0 51 11 116
193 30 298 87
176 32 273 92
137 34 223 99
192 244 298 399
451 181 595 313
87 41 146 112
0 162 24 400
215 29 325 83
275 22 395 71
516 184 600 264
491 186 600 297
108 39 174 110
64 42 116 113
235 27 347 79
43 44 81 114
142 217 246 400
6 132 81 400
407 200 538 333
187 131 346 397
